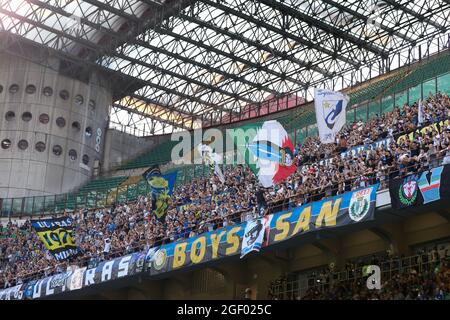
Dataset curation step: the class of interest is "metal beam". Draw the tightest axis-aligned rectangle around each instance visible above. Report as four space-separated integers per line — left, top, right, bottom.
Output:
29 0 254 113
321 0 416 44
382 0 446 31
0 6 240 116
199 0 358 67
154 25 305 87
130 93 200 120
176 10 333 78
0 7 102 55
81 0 141 23
114 51 256 107
258 0 389 58
131 37 278 96
0 32 208 129
29 0 129 52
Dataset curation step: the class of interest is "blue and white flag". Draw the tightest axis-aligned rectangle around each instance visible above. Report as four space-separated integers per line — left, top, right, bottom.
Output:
240 215 271 258
314 88 349 144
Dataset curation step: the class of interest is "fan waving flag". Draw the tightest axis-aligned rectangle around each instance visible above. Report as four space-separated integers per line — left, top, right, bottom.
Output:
230 120 297 188
143 167 177 221
31 217 81 261
197 143 225 183
314 88 349 144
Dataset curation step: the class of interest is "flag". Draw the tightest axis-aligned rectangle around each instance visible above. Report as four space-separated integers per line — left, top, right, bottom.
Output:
229 120 297 188
31 217 81 261
197 143 225 183
143 167 177 221
142 165 161 181
389 164 450 210
314 88 349 143
240 215 272 258
418 100 424 125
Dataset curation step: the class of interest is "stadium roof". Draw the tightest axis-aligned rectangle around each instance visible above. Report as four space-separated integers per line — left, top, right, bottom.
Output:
1 0 450 134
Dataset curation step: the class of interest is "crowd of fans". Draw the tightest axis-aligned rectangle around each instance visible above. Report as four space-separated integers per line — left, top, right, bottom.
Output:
1 91 450 290
268 245 450 300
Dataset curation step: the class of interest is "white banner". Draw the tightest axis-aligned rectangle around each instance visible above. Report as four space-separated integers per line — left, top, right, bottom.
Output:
67 267 86 291
418 100 424 125
314 88 349 143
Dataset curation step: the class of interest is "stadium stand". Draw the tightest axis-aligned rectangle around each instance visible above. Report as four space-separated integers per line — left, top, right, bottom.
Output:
2 0 450 301
1 87 449 291
268 245 450 300
21 52 447 217
56 176 130 210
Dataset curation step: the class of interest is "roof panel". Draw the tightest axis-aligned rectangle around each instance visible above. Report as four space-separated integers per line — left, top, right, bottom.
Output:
1 0 450 134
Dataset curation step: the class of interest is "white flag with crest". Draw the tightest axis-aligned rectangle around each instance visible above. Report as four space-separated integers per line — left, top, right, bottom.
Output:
314 88 349 144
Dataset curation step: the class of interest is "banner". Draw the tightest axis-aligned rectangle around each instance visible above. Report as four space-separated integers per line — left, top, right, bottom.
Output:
1 185 378 299
0 285 23 300
389 164 450 210
67 267 86 291
240 215 272 258
395 119 449 144
142 165 161 181
147 184 378 276
230 120 297 188
176 191 229 212
143 167 177 221
31 217 80 261
14 252 146 299
418 100 424 125
314 88 349 144
317 137 393 166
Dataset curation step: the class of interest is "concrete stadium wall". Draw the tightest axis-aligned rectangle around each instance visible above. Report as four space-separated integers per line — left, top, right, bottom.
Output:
0 53 111 198
102 129 171 173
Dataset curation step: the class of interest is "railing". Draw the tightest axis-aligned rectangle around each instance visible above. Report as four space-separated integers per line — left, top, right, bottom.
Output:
0 164 219 218
268 253 449 300
0 180 152 218
2 154 448 289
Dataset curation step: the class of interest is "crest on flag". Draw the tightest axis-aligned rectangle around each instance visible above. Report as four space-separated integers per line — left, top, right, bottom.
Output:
240 215 272 258
349 187 371 222
323 99 345 130
399 176 418 206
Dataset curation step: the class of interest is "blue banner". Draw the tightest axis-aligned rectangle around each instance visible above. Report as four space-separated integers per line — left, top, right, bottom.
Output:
146 184 379 275
5 251 147 300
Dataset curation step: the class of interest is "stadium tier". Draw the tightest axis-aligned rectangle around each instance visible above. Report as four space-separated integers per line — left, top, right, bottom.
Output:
117 140 181 171
1 85 450 298
2 0 450 302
